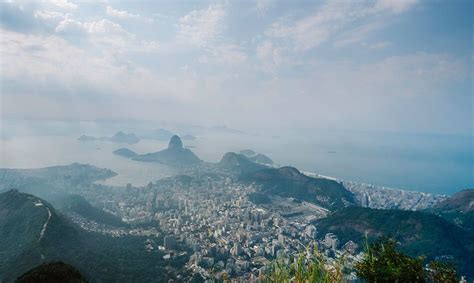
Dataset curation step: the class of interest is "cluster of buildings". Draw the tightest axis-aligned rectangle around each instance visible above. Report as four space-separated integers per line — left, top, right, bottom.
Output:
58 170 470 282
109 174 363 280
343 181 447 210
73 173 364 281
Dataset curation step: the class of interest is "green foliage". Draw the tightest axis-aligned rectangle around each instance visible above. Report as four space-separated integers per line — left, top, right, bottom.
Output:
427 261 458 283
15 261 87 283
429 189 474 234
260 237 458 283
53 194 125 227
262 248 343 283
356 237 460 283
315 207 474 277
263 238 462 283
0 190 190 282
218 152 267 175
356 238 426 283
248 192 271 204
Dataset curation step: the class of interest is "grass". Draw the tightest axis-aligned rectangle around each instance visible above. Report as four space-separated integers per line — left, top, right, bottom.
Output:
262 247 345 283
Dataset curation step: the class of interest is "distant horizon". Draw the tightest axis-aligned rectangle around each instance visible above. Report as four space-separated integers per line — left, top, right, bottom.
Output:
1 119 471 196
1 117 473 138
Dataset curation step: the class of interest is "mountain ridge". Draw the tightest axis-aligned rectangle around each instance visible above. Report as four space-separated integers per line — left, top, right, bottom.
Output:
0 190 187 282
218 152 268 175
429 189 474 233
78 131 139 144
116 135 201 167
15 261 87 283
241 166 355 210
315 206 474 277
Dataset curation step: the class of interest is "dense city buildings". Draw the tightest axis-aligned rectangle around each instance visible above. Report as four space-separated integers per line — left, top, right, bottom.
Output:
67 173 366 281
3 161 468 281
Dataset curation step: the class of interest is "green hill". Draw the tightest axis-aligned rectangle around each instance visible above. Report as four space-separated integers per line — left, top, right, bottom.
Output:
249 153 273 165
0 190 188 282
315 206 474 277
218 152 267 175
15 261 86 283
78 131 139 144
0 163 117 197
113 148 137 158
237 150 274 165
51 194 124 227
433 189 474 213
242 166 355 210
0 190 83 281
429 189 474 233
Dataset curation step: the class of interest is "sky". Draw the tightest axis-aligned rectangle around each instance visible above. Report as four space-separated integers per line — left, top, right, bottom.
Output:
0 0 472 136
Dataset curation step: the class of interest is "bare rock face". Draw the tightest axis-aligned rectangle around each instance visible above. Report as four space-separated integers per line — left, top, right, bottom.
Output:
168 135 183 150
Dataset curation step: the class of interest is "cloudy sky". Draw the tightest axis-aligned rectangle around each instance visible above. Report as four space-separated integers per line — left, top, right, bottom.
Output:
0 0 472 135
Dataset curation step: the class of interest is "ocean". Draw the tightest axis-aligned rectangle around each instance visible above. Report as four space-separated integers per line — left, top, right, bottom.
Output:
0 130 472 195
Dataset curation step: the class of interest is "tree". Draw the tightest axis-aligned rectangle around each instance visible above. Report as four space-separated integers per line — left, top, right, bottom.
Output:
355 237 425 283
263 237 459 283
427 260 458 283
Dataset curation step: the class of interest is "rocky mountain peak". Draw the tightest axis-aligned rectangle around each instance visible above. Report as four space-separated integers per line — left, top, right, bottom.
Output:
168 135 183 150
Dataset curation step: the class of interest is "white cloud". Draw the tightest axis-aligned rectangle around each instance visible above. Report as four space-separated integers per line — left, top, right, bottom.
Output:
265 0 417 51
53 17 160 55
0 30 176 123
48 0 78 11
176 4 226 47
84 19 129 34
106 6 140 19
55 18 130 36
333 20 386 48
0 25 469 133
265 1 370 50
174 4 247 68
0 0 468 135
34 10 67 22
0 28 198 101
0 28 115 88
135 40 160 53
0 27 247 123
55 17 84 34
